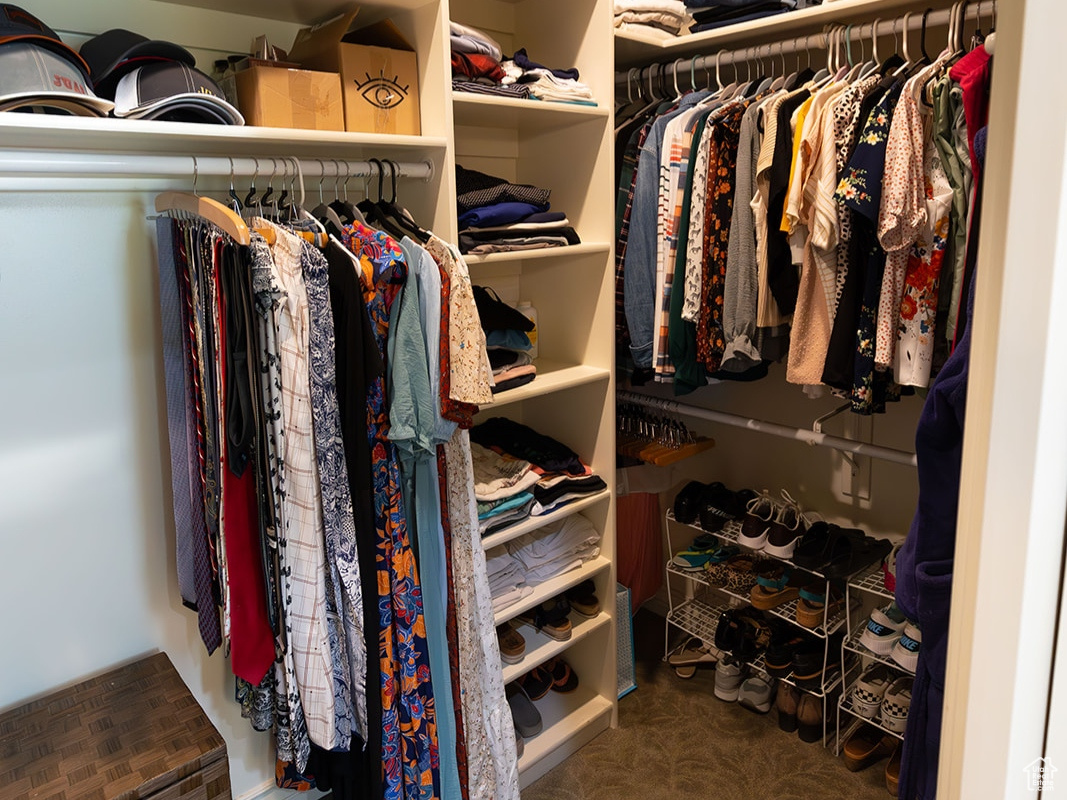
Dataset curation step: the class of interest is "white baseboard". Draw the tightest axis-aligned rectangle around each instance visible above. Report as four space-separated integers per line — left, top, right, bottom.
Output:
237 780 329 800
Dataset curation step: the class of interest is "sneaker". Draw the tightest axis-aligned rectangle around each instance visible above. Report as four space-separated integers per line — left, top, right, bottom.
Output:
672 480 708 525
714 657 745 702
881 676 914 733
738 675 775 713
859 602 908 655
763 490 807 558
890 622 921 672
851 664 894 719
738 490 776 549
882 542 902 593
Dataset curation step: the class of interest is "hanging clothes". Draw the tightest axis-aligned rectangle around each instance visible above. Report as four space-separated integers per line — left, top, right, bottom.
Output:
616 28 986 414
154 179 516 800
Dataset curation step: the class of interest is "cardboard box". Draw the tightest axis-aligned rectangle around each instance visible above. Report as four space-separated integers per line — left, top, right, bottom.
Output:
289 9 421 136
235 65 344 131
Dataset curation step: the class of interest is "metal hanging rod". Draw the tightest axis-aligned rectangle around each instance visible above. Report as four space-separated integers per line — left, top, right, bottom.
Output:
0 152 436 181
614 0 995 85
617 390 918 467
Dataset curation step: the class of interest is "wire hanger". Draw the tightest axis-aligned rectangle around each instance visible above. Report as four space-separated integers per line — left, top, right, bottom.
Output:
155 156 251 245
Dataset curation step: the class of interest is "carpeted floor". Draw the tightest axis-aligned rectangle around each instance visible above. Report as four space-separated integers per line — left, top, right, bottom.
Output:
520 609 892 800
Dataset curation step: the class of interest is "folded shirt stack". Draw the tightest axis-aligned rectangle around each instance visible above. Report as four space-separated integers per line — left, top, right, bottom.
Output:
614 0 694 37
499 49 596 106
488 349 536 395
472 284 538 391
506 515 601 585
486 545 533 614
457 165 582 255
684 0 800 32
471 416 608 528
479 490 536 536
451 21 531 98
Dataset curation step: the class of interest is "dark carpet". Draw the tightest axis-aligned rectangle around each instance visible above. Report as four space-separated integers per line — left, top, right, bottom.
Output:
520 609 891 800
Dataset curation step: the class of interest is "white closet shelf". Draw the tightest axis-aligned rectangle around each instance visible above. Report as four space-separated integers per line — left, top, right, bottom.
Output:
452 94 608 130
0 115 448 158
157 0 436 24
615 0 954 68
482 489 612 552
493 556 612 628
463 242 611 265
504 611 611 684
518 686 614 781
482 362 610 410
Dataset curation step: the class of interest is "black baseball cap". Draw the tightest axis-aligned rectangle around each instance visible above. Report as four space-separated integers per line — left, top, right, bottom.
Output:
113 62 243 125
0 4 90 78
79 29 195 100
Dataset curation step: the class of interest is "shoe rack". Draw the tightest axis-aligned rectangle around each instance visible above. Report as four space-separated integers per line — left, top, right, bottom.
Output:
664 511 853 746
835 565 916 752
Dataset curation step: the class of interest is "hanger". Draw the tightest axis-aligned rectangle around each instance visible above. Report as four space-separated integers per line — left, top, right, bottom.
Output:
671 58 685 100
156 156 251 245
242 157 260 213
892 12 923 76
771 40 790 92
226 158 242 214
328 158 363 225
312 158 346 233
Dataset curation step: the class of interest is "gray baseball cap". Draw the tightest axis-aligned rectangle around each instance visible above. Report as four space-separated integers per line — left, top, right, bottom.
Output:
113 62 243 125
0 41 113 115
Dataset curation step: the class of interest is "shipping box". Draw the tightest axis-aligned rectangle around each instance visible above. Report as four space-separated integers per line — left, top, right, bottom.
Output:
289 9 421 135
235 65 344 130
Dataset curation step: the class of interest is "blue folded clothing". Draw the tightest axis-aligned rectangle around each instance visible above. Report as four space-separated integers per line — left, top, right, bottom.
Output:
486 329 533 350
511 48 579 81
457 200 550 229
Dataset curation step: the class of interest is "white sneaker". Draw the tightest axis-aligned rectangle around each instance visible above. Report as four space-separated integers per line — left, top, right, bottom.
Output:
859 602 908 655
714 658 745 702
881 676 914 732
738 675 774 713
738 491 775 549
890 622 921 673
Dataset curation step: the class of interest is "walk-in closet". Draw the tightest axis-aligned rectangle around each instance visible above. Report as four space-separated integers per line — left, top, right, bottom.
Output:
0 0 1064 799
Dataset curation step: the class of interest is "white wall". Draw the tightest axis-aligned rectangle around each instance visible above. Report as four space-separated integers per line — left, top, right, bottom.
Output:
0 2 310 798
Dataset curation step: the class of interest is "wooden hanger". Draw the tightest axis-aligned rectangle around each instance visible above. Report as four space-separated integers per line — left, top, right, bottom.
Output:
156 157 252 245
155 192 251 245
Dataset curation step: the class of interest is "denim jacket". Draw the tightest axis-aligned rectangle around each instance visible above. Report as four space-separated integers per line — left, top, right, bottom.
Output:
624 90 710 367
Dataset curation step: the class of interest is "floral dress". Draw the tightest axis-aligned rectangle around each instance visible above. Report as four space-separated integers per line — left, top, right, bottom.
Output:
893 134 953 387
343 222 441 800
697 102 747 372
835 83 906 415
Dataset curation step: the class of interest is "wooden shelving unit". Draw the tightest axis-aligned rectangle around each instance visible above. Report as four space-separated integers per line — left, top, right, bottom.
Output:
449 0 618 787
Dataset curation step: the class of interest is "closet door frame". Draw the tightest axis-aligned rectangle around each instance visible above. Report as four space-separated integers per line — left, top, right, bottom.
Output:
943 0 1067 796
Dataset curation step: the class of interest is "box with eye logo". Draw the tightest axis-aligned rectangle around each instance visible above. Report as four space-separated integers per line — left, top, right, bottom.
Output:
289 9 421 136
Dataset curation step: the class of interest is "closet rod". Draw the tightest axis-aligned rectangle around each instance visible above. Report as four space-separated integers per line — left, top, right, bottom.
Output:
0 152 435 181
617 390 918 467
614 0 992 83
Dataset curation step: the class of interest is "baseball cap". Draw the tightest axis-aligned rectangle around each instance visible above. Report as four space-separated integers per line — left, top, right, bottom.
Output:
0 4 90 78
0 42 113 116
79 29 195 100
113 62 243 125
